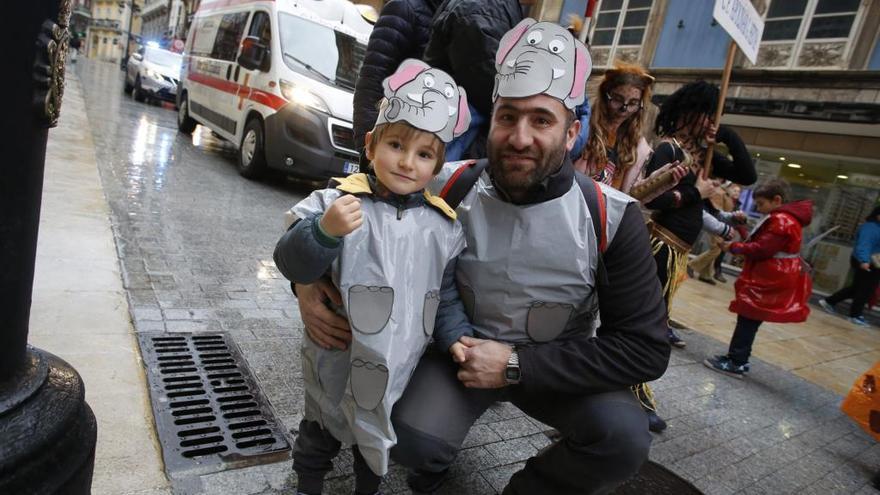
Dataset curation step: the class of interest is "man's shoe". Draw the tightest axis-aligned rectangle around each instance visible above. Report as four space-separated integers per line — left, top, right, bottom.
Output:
686 266 695 278
698 275 716 285
407 469 448 494
713 272 727 283
668 329 686 348
703 355 747 379
646 410 667 433
818 299 836 315
850 316 869 327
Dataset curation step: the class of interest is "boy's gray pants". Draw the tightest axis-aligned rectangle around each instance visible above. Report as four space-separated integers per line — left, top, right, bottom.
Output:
390 349 652 495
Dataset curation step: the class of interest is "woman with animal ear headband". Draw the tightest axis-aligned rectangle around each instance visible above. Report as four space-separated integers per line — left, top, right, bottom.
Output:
576 61 686 198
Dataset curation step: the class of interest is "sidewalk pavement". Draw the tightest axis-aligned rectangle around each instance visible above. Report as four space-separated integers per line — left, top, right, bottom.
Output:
27 68 170 495
672 275 880 396
32 63 880 494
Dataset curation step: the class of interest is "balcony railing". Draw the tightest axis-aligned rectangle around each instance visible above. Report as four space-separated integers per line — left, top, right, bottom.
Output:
91 18 121 30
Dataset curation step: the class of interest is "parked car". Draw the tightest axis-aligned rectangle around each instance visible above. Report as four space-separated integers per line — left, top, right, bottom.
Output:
177 0 368 180
125 44 183 104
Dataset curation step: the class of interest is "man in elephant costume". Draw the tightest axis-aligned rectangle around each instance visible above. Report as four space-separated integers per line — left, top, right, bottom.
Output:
296 19 670 495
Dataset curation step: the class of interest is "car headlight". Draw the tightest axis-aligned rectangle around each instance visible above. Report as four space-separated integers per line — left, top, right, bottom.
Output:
279 80 329 114
145 68 163 81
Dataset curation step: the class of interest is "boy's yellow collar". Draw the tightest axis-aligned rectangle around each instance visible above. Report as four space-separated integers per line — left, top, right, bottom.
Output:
332 173 457 221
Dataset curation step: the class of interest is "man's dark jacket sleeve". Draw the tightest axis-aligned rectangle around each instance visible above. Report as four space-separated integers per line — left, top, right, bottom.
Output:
517 203 671 395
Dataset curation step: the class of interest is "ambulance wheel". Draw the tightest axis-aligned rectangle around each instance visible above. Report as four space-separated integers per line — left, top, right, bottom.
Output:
133 76 146 102
177 94 196 134
238 118 267 179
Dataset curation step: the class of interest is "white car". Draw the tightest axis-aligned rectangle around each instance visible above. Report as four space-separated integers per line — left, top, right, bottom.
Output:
125 45 183 104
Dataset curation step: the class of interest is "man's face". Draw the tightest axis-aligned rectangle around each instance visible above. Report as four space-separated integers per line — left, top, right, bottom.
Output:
488 95 579 195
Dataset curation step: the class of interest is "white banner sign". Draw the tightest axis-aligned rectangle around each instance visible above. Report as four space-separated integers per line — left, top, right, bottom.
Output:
713 0 765 64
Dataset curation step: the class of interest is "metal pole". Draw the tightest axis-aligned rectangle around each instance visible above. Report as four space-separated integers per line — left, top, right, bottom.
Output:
122 0 135 67
702 40 736 180
0 2 97 493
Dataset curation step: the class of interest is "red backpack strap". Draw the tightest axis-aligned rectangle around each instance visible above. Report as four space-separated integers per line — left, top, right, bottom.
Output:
439 159 488 209
593 180 608 253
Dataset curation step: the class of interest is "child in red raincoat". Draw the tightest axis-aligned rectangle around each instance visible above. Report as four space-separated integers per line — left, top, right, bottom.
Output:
704 178 813 378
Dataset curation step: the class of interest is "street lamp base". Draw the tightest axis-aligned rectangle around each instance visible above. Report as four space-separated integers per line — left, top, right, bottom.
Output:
0 347 97 494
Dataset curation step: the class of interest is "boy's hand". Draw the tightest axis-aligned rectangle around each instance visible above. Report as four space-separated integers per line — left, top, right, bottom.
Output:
449 342 468 363
321 195 363 237
696 174 720 199
720 241 733 252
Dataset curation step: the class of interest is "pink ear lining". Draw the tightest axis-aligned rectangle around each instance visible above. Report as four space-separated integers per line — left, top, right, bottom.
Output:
569 44 589 100
496 21 532 66
454 93 470 135
388 62 427 92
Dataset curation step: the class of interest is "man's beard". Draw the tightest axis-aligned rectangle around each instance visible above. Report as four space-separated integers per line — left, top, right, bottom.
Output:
488 136 568 195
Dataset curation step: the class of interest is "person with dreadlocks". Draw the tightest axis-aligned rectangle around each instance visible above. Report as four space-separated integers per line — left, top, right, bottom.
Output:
643 81 756 348
575 61 687 200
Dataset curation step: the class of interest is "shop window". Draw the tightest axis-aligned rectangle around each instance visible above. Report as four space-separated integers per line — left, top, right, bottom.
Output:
590 0 653 66
757 0 862 68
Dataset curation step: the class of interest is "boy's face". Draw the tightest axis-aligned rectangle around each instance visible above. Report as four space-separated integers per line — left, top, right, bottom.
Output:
754 195 783 214
365 127 441 195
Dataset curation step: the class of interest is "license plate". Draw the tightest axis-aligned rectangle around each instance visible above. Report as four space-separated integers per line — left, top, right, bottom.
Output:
343 161 359 174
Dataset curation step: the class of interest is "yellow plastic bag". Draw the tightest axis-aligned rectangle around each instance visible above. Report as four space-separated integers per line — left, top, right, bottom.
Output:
841 361 880 442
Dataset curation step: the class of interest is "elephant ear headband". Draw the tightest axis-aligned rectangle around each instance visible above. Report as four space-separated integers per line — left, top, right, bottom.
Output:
375 59 471 143
493 18 592 110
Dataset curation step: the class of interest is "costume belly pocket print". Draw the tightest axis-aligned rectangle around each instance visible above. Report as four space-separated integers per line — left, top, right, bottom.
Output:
348 285 394 334
350 358 389 410
422 290 440 336
526 302 574 342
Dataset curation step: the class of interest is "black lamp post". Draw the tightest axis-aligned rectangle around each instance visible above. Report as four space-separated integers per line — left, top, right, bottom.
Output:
0 1 97 493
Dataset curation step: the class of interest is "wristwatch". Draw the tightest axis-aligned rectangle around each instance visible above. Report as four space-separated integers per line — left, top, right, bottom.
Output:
505 348 521 385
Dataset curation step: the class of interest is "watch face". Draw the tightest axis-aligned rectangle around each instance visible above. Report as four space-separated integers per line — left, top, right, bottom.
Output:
505 367 520 380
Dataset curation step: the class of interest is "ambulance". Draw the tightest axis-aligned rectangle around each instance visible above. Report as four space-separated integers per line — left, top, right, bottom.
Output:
177 0 370 179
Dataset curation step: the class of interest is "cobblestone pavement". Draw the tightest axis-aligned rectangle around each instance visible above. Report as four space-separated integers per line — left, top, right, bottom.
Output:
75 60 878 494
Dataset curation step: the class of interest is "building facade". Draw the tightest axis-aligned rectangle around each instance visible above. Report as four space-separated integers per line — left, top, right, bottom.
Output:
532 0 880 295
86 0 142 62
140 0 188 47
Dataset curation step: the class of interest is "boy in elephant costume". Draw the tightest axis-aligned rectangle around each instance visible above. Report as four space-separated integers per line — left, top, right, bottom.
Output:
273 59 472 495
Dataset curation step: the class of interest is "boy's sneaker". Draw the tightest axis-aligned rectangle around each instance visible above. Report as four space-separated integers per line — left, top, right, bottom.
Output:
818 299 836 315
703 355 747 379
850 316 869 327
713 273 727 283
668 329 686 348
698 275 717 285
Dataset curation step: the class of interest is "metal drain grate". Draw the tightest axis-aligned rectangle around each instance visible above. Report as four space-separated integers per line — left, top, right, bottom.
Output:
137 332 290 477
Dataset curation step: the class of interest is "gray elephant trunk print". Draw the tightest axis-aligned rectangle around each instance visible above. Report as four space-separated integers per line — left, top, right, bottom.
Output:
422 290 440 336
348 285 394 334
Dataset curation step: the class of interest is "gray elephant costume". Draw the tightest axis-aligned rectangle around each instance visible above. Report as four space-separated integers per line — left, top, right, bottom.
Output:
273 61 472 484
289 175 465 476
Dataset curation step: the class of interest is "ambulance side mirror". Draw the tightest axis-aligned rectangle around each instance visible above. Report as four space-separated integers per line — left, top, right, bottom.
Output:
238 36 269 72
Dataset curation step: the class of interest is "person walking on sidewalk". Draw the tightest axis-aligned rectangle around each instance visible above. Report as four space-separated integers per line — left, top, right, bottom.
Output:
643 81 757 349
705 179 813 378
819 206 880 327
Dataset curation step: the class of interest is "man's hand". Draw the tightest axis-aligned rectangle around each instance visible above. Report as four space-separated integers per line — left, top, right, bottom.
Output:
449 342 468 363
320 195 363 237
861 262 871 271
455 336 511 389
297 279 352 350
